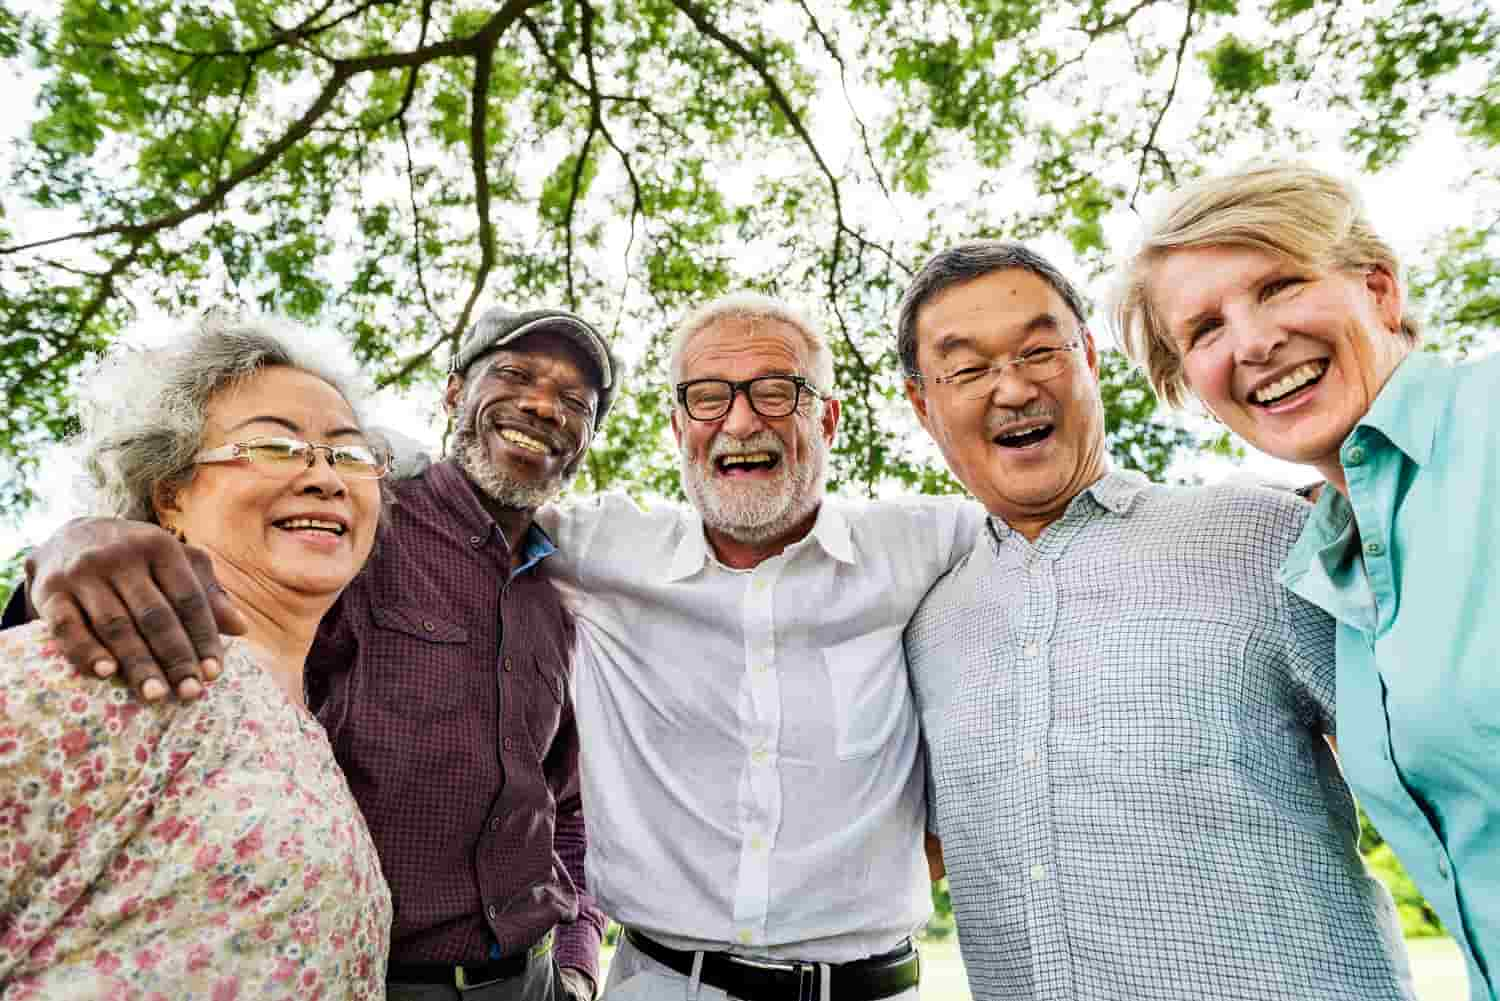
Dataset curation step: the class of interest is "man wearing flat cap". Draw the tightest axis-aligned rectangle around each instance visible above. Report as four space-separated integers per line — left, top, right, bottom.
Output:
8 306 619 1001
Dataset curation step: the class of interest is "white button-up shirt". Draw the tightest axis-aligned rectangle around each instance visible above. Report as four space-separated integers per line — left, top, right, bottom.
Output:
541 492 982 962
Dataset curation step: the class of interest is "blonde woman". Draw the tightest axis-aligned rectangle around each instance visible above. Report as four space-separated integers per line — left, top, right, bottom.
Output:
1113 162 1498 1001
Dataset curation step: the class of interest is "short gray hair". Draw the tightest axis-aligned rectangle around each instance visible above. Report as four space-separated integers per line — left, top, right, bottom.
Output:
78 314 370 522
669 292 835 396
896 241 1090 378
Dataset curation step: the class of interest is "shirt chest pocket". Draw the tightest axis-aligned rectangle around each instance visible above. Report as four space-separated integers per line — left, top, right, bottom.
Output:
521 654 567 757
822 625 913 760
368 605 472 720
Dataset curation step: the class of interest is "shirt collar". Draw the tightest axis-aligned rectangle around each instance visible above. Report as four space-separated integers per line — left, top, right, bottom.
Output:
985 467 1144 549
1354 351 1446 466
665 500 855 582
426 458 556 577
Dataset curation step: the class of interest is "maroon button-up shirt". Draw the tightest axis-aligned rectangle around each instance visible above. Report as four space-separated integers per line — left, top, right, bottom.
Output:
306 459 605 979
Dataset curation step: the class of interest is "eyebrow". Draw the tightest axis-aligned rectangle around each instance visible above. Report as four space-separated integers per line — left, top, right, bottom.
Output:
226 416 364 439
930 312 1062 359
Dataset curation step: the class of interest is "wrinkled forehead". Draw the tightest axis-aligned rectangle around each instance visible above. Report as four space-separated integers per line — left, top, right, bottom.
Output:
477 328 603 387
205 365 363 438
679 318 811 380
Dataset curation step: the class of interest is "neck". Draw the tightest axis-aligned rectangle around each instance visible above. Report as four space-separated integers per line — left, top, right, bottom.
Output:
1315 459 1348 498
212 564 333 708
464 478 537 569
704 505 820 570
997 466 1108 542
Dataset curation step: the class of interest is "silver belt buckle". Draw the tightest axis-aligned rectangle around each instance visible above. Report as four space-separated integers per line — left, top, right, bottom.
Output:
795 962 818 1001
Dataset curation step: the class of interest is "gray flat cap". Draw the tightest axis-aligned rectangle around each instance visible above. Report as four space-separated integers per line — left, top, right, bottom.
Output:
451 306 620 423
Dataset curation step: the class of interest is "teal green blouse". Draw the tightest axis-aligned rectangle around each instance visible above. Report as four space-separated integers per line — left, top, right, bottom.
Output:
1280 350 1500 1001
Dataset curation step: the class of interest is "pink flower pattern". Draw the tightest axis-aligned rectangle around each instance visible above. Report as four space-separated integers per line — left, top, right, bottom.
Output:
0 624 390 999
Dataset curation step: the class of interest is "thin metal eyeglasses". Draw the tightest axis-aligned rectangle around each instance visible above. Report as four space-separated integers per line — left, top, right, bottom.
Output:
925 339 1084 399
675 375 826 422
194 436 391 479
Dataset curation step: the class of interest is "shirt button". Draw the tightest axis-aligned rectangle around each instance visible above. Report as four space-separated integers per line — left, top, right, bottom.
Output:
751 747 769 764
1022 748 1039 766
1030 863 1047 882
490 817 501 832
752 580 768 593
422 620 435 633
503 737 514 752
749 835 766 853
753 662 768 674
503 657 514 673
1438 856 1450 879
487 904 499 921
1345 445 1366 466
1364 540 1385 558
1023 641 1040 659
470 535 483 547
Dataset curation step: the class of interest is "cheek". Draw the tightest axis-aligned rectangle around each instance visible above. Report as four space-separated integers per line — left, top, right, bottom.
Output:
1181 349 1230 404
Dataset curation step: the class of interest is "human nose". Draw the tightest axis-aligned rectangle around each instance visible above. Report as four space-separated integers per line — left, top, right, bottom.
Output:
515 383 567 426
719 387 765 436
983 363 1040 406
1226 307 1287 365
294 447 348 495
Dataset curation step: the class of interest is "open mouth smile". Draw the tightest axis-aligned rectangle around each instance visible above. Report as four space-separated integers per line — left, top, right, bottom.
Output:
715 451 781 476
498 427 552 455
991 421 1056 450
273 517 347 536
1251 360 1329 407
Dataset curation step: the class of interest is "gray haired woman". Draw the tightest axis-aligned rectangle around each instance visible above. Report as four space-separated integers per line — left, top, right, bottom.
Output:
0 317 391 998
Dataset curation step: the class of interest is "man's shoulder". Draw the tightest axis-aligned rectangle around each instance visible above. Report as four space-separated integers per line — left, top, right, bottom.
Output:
551 490 688 538
834 493 983 538
1129 478 1312 557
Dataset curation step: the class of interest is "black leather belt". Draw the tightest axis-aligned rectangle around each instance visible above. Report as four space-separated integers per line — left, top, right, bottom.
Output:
625 929 919 1001
387 953 528 989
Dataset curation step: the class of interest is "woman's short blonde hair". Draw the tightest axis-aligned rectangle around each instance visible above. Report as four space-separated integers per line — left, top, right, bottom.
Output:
1112 162 1418 408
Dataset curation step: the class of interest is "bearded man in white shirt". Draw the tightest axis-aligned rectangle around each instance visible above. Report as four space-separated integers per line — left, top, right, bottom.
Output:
538 293 983 1001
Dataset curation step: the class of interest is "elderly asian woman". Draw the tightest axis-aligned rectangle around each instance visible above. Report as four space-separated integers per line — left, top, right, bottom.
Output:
0 318 391 998
1113 162 1499 1001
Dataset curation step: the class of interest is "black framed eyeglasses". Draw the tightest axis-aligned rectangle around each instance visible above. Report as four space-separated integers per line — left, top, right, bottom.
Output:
674 375 826 422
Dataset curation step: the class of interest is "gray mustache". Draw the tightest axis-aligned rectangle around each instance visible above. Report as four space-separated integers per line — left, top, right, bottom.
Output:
986 401 1058 435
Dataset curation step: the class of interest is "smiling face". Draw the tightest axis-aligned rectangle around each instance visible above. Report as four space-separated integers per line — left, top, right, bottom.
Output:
906 268 1107 539
444 329 600 510
160 366 381 601
1149 244 1410 485
672 317 839 562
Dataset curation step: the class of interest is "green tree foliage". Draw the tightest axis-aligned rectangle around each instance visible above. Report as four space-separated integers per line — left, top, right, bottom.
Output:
2 0 1498 514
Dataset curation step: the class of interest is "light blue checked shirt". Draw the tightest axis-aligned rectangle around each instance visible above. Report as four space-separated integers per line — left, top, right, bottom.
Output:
905 471 1413 1001
1281 351 1500 1001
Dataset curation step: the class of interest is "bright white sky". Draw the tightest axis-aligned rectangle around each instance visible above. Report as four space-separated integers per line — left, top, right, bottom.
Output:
0 9 1492 560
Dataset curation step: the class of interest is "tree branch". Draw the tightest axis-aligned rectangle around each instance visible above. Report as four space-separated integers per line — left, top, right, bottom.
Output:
4 0 546 256
1129 0 1195 209
667 0 877 380
795 0 889 201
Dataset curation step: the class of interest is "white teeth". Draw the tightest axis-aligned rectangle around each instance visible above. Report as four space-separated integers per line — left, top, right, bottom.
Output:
279 518 344 535
720 451 775 467
998 424 1051 442
1253 361 1327 404
500 429 548 454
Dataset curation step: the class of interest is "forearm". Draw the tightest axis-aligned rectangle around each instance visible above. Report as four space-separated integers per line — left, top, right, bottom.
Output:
552 791 606 984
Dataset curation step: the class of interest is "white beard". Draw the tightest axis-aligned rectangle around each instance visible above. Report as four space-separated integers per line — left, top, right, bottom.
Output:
680 425 826 545
454 422 567 511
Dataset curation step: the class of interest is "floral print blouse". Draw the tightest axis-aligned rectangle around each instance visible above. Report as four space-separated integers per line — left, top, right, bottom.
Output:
0 623 391 1000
